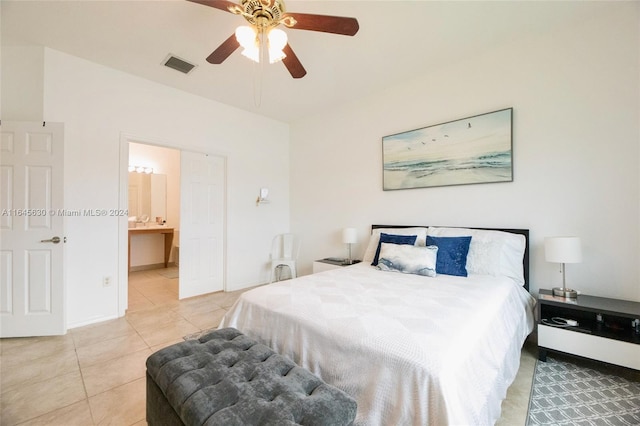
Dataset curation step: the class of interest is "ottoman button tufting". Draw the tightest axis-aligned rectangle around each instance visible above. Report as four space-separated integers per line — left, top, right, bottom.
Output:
146 327 357 426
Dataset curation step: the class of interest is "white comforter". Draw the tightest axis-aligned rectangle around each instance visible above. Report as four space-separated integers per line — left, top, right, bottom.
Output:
220 263 536 426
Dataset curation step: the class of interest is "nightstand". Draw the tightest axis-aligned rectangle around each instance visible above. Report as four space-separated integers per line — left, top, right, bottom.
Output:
312 258 361 273
537 289 640 369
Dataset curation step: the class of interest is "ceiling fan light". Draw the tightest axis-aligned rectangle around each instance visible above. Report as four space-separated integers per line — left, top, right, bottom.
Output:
268 47 286 63
241 46 260 63
235 26 257 50
267 28 287 63
268 29 287 49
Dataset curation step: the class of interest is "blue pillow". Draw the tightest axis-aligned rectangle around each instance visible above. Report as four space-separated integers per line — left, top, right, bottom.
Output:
426 235 472 277
371 233 417 266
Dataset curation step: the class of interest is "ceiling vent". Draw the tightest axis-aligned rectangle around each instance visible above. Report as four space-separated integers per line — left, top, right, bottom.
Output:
163 55 196 74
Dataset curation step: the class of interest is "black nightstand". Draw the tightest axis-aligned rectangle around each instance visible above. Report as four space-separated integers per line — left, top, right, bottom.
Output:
312 258 361 273
537 289 640 369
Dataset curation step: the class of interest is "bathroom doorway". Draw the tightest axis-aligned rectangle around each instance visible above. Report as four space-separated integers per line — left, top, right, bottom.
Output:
127 142 181 307
118 136 227 316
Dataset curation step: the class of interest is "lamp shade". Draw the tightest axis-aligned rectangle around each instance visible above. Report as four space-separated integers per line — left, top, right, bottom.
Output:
544 237 582 263
268 28 287 63
342 228 357 244
235 26 260 62
235 26 257 49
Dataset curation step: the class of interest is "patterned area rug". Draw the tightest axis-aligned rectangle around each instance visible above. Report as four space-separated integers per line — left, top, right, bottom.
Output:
526 355 640 425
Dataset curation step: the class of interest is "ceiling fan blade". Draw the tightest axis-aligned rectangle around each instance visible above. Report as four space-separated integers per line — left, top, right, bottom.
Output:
206 34 240 64
284 13 359 36
282 44 307 79
186 0 238 14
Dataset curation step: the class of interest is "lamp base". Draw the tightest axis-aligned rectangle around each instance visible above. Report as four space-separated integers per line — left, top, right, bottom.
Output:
553 287 578 298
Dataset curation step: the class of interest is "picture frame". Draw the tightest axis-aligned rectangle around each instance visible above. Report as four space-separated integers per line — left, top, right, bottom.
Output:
382 108 513 190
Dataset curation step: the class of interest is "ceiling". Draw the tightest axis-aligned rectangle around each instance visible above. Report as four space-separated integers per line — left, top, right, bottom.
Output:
2 0 609 124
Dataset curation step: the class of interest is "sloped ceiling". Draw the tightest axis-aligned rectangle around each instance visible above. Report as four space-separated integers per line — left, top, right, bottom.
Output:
1 0 609 123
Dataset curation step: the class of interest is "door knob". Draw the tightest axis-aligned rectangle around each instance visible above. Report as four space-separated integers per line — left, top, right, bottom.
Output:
41 236 61 244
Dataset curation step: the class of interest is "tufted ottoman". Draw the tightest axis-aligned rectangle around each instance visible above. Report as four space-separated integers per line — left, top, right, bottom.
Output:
146 327 357 426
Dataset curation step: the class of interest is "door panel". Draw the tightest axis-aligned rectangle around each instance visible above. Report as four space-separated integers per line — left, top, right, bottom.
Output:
179 151 225 299
26 165 53 229
0 122 65 337
0 166 13 230
0 251 12 314
27 250 52 313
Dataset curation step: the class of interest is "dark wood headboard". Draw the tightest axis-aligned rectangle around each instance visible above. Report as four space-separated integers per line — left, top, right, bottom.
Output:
372 225 530 292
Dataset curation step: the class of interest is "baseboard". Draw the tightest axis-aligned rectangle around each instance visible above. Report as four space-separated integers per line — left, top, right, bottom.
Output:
130 262 177 272
68 313 119 330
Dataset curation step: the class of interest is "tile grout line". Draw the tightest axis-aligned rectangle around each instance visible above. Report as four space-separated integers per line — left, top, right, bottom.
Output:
3 269 241 426
73 342 98 426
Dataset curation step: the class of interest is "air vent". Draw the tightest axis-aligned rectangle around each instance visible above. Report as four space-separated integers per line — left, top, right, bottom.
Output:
163 55 196 74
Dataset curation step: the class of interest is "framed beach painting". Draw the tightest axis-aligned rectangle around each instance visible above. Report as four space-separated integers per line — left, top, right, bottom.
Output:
382 108 513 190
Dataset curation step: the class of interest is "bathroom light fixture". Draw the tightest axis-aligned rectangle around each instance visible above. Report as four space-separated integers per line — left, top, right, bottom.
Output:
128 165 154 174
545 236 582 298
342 228 357 265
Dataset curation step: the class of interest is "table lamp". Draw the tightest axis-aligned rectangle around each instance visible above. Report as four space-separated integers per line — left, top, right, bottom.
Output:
544 236 582 298
342 228 357 265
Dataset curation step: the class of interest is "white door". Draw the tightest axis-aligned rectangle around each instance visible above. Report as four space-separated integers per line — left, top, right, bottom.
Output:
179 151 225 298
1 122 65 337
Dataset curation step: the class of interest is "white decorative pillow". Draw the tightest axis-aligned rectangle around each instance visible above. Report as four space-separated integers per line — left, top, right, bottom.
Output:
362 227 428 264
427 227 526 285
376 243 438 277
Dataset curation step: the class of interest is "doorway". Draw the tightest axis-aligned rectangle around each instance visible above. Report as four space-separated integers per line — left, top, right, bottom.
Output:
117 135 227 317
127 142 181 307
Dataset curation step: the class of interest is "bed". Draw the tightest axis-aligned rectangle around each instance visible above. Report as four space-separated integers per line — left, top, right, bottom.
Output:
220 225 536 425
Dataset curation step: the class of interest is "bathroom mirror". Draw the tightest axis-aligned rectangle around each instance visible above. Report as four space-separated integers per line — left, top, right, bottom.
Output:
129 172 167 222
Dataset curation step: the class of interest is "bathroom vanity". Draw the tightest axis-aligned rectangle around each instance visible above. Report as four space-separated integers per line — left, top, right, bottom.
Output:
128 226 174 272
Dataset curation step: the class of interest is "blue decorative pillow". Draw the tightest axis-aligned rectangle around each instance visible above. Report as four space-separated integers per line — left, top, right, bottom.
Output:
377 243 438 277
426 235 472 277
371 233 417 266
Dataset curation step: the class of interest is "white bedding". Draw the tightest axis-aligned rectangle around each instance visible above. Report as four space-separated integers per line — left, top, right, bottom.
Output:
220 263 536 426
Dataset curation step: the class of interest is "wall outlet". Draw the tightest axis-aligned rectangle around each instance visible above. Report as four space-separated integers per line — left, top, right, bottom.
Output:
103 276 112 287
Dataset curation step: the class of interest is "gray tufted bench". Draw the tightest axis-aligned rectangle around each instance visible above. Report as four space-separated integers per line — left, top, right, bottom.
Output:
146 327 357 426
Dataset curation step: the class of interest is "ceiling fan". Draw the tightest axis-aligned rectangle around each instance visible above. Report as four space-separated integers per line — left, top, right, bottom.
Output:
187 0 359 78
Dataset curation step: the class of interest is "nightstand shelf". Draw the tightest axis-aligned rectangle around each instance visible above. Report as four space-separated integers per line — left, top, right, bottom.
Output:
537 289 640 370
312 258 361 273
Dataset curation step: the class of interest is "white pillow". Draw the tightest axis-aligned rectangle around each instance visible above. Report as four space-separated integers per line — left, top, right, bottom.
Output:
377 243 438 277
362 227 428 264
427 226 526 285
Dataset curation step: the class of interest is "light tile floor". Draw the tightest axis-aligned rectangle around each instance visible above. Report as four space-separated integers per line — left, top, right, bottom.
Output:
0 268 245 426
1 267 536 425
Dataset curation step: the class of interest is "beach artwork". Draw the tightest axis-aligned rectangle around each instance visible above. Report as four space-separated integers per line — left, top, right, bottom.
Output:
382 108 513 190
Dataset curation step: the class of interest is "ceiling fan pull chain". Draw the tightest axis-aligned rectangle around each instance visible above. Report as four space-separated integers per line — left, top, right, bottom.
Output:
252 49 264 107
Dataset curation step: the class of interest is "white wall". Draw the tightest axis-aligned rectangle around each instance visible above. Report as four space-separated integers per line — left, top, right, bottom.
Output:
1 46 45 121
3 3 637 330
37 49 289 328
290 4 640 301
